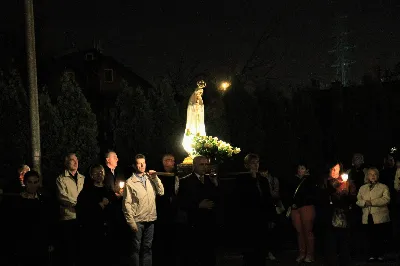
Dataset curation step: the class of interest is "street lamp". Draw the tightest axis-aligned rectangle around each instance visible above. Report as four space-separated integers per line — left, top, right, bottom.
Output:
219 81 231 92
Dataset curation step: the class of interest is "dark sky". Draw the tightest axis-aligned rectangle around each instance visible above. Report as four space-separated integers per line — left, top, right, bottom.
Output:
2 0 400 86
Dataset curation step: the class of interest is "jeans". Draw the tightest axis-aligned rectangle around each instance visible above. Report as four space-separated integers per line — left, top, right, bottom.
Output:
291 205 315 258
129 222 154 266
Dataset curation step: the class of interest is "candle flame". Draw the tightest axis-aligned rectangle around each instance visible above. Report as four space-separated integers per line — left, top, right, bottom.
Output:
119 181 125 189
341 173 348 182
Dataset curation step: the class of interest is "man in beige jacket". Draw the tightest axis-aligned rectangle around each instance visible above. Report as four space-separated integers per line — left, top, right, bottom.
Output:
123 154 164 266
56 153 85 266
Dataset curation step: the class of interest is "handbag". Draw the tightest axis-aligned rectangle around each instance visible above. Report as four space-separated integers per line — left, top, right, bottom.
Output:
275 200 285 215
332 208 348 228
286 177 307 218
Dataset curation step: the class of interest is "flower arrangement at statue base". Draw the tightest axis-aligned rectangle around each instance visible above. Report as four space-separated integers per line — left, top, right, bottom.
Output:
191 135 240 164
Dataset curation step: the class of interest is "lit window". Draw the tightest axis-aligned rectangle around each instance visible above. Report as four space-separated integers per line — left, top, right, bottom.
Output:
85 53 94 61
104 69 114 83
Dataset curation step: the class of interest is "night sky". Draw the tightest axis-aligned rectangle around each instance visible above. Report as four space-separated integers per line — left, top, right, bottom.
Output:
1 0 400 87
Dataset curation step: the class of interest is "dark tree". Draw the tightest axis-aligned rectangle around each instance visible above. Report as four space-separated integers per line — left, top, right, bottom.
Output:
39 87 63 182
114 80 154 164
0 69 30 175
149 79 181 159
56 73 99 173
224 78 265 157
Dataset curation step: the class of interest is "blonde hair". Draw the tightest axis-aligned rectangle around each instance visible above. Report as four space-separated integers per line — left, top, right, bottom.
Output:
18 164 30 174
364 167 379 184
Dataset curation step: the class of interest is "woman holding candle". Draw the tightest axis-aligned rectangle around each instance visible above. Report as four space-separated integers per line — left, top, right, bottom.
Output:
356 167 390 262
321 161 357 266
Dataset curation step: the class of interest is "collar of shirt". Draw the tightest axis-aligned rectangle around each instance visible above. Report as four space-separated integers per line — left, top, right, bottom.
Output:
194 172 205 183
134 173 147 186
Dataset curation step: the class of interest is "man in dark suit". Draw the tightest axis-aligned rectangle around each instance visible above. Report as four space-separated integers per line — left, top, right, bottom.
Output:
154 154 179 266
178 155 220 266
103 150 128 265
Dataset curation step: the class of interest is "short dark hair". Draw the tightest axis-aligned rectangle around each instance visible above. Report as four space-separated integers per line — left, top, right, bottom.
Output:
162 154 174 161
23 170 40 184
90 164 104 175
134 154 146 163
297 161 308 169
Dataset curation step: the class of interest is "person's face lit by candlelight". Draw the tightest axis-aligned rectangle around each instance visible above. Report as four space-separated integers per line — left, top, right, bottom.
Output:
330 164 340 179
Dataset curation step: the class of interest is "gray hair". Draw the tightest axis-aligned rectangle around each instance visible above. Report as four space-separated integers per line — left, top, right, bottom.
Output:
193 155 208 166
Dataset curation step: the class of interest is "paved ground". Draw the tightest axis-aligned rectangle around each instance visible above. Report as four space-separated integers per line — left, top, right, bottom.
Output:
218 249 398 266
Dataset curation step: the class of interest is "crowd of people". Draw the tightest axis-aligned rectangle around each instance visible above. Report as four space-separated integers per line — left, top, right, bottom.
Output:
0 149 399 266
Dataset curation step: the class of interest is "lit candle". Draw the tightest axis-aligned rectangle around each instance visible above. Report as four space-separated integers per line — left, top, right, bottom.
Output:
119 181 125 189
341 173 348 182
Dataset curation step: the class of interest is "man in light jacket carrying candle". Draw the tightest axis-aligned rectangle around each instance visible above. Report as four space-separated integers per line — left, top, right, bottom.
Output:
123 154 164 266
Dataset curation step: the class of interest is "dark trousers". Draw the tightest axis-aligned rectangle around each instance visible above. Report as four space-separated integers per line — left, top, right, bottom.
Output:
366 222 389 258
242 224 271 266
58 219 79 266
153 221 178 266
79 225 108 266
184 224 217 266
16 245 47 266
129 222 154 266
324 227 351 266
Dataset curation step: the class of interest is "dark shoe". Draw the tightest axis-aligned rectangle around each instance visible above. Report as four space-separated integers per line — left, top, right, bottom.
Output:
368 257 375 262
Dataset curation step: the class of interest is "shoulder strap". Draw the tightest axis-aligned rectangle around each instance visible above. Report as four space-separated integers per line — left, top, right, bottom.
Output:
292 177 306 200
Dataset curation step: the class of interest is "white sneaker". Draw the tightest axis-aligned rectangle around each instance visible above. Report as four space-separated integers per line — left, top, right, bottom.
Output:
304 256 314 263
268 251 277 261
296 255 305 263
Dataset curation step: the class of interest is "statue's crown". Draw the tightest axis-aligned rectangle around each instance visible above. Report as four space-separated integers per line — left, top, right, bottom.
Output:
197 80 206 89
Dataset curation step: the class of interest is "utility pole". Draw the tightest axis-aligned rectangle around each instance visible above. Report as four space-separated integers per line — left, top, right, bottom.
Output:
24 0 41 174
329 15 355 87
328 0 356 87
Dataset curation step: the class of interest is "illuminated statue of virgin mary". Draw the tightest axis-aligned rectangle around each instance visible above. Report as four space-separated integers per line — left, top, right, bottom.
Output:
182 80 207 154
